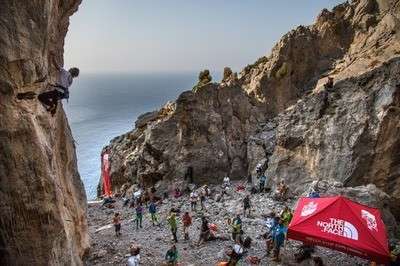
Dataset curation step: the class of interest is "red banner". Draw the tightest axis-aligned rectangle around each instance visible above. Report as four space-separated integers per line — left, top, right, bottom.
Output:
101 151 112 197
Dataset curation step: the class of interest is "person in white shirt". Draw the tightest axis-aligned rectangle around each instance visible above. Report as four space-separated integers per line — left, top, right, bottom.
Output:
17 60 79 116
127 245 140 266
223 176 230 188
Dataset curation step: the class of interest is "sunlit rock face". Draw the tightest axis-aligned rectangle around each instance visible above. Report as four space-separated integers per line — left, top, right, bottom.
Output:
0 1 89 265
103 0 400 220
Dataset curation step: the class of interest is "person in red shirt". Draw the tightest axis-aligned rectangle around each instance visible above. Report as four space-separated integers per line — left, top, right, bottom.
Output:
182 212 192 240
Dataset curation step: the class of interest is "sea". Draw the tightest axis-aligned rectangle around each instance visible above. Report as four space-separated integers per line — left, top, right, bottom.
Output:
64 72 221 200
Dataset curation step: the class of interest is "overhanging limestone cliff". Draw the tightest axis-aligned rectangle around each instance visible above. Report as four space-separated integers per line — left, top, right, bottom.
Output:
0 1 89 265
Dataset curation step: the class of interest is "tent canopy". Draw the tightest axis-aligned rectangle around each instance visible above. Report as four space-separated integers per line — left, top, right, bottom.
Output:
287 196 390 264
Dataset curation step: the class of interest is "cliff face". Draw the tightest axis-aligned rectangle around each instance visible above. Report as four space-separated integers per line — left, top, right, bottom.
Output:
103 0 400 219
0 1 89 265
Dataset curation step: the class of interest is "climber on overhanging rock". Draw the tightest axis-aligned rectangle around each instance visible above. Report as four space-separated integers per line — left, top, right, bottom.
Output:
17 56 79 116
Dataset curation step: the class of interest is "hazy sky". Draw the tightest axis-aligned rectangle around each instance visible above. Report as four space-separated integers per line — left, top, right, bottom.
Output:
65 0 344 73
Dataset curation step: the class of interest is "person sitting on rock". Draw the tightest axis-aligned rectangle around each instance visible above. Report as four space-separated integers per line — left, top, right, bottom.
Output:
225 245 240 266
174 187 182 198
112 212 122 237
198 216 211 245
324 77 334 90
127 244 140 266
275 180 288 201
165 244 178 266
17 59 79 116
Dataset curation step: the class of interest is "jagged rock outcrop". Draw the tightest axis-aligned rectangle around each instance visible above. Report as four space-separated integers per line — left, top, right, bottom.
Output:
102 0 400 221
264 58 400 218
0 1 89 265
102 84 265 190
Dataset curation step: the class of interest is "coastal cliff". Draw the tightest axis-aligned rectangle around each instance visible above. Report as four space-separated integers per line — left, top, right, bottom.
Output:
102 0 400 219
0 1 89 265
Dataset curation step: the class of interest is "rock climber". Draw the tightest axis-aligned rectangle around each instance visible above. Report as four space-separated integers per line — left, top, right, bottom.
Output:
17 60 79 115
167 211 178 242
243 195 251 217
148 200 158 226
127 244 140 266
182 211 192 240
113 212 122 237
165 244 179 266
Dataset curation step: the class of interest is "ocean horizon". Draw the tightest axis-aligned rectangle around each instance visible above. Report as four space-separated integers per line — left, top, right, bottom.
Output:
65 72 221 200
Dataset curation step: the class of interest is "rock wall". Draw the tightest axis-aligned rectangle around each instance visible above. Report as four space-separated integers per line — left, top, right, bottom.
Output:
0 1 89 265
264 58 400 218
102 0 400 221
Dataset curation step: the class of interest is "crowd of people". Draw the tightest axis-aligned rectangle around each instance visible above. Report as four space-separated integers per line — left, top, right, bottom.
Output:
104 168 303 266
103 166 399 266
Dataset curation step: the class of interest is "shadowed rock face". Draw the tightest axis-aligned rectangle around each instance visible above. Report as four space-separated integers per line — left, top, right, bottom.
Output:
103 0 400 220
0 1 89 265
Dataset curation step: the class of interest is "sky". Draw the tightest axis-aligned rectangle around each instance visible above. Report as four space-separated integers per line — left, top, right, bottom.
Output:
65 0 344 74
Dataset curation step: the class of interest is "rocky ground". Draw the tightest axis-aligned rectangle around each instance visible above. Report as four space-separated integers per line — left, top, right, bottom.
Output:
86 182 369 266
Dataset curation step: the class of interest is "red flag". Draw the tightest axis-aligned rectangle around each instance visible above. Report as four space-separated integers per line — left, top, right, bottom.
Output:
288 196 390 264
101 151 112 197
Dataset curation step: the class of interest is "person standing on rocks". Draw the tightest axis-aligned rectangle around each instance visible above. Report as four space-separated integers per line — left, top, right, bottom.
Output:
230 214 243 242
258 174 267 193
182 211 192 240
167 211 178 242
165 244 179 265
148 201 158 226
190 190 198 211
243 195 251 217
135 203 143 229
272 218 286 262
127 245 140 266
280 206 293 227
200 187 207 210
113 212 122 237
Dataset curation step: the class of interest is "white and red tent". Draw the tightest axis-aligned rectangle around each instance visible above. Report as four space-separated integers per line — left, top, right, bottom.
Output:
287 196 390 264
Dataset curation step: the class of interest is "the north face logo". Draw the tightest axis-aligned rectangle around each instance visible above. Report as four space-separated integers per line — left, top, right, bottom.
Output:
317 218 359 240
301 201 318 216
361 210 378 231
